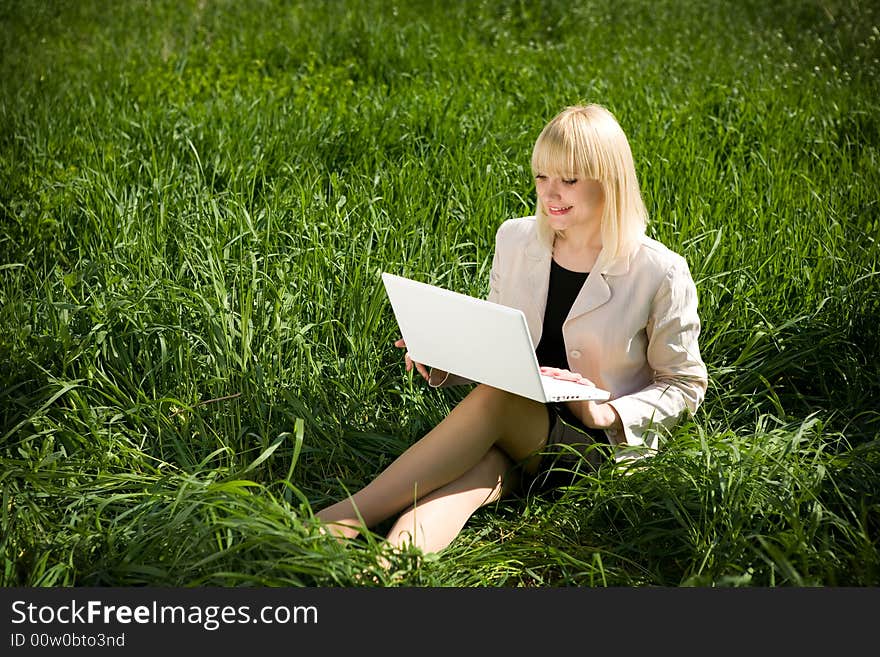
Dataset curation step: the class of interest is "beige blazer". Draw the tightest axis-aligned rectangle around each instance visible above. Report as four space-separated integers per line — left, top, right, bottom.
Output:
434 216 708 459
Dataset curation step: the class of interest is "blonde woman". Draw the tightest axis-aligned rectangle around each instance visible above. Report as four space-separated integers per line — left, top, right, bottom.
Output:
316 104 708 554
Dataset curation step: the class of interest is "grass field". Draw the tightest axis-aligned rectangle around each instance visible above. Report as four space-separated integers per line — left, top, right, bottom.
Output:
1 0 878 586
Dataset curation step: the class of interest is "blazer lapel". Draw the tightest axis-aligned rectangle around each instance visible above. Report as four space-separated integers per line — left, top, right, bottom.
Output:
522 238 551 344
567 269 611 321
565 246 633 321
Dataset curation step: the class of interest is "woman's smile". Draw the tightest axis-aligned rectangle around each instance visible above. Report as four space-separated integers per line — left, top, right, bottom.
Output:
535 174 605 231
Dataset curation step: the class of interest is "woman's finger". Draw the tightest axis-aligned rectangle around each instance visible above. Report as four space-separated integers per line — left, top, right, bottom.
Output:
544 367 578 381
540 366 596 387
403 352 429 380
397 337 431 381
415 362 430 380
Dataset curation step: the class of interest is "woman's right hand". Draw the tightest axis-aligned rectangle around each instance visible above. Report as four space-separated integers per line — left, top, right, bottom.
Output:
394 338 430 381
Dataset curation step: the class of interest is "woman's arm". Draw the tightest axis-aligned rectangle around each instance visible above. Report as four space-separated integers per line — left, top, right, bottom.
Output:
539 366 627 443
604 259 708 447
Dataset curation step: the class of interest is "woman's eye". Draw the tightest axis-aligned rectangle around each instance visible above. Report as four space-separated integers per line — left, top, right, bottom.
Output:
563 178 578 185
534 174 546 181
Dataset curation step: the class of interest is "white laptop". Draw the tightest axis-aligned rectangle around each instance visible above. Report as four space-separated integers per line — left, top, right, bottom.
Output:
381 272 610 403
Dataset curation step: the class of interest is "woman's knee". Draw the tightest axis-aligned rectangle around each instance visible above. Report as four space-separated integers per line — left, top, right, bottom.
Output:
472 445 511 482
473 447 513 503
404 447 509 512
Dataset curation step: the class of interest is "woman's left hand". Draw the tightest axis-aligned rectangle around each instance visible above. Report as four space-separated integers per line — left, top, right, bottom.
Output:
539 366 596 387
539 366 624 439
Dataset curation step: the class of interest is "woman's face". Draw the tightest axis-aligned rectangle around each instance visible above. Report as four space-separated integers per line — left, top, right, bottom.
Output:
534 173 605 234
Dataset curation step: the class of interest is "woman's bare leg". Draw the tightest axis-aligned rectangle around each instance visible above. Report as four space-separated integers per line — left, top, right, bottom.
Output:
315 384 548 538
385 446 515 554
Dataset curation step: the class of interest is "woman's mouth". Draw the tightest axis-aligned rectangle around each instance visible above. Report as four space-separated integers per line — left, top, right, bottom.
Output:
547 205 572 216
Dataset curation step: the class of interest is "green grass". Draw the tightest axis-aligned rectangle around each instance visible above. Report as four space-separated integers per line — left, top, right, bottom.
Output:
1 0 878 586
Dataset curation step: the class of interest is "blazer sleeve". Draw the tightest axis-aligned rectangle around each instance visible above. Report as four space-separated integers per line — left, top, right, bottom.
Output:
486 231 502 304
606 258 708 448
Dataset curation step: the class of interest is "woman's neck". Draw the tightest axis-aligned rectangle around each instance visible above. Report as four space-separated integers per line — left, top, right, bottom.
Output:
553 233 602 273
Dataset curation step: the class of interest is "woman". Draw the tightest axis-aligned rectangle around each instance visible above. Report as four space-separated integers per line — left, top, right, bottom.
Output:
316 104 708 554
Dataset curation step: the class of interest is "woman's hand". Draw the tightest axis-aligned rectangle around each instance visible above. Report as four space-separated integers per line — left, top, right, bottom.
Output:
569 400 622 433
394 338 430 381
539 366 596 387
540 366 624 439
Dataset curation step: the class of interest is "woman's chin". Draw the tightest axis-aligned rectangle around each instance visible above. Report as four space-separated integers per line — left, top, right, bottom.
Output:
547 216 570 231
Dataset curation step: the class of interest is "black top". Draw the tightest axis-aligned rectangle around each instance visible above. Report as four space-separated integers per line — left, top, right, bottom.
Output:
535 259 589 370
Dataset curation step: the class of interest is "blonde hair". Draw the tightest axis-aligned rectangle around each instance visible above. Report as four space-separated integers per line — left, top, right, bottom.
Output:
531 104 648 271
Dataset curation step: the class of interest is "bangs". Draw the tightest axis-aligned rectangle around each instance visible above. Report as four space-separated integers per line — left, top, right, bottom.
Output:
530 108 617 182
